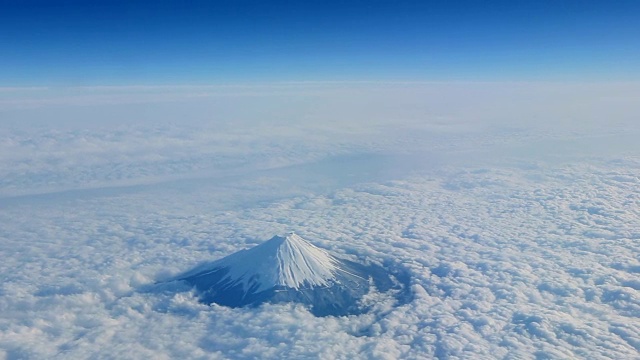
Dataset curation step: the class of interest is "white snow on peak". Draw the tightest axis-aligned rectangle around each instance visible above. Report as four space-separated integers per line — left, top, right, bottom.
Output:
206 232 339 292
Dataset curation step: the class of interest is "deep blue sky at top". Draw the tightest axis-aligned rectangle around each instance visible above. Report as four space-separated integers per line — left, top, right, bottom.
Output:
1 0 639 85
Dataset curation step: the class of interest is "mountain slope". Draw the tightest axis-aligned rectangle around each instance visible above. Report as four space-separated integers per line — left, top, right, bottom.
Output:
178 232 405 316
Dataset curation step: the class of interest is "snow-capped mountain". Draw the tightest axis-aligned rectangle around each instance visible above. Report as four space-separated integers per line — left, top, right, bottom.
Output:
178 232 406 316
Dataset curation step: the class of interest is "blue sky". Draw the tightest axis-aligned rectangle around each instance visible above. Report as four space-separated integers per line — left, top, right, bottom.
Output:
1 0 639 85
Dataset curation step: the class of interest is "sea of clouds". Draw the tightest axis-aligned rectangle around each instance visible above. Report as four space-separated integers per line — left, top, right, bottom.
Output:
1 82 639 359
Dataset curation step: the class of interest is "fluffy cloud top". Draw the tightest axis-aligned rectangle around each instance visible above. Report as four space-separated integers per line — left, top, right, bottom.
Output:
1 82 639 359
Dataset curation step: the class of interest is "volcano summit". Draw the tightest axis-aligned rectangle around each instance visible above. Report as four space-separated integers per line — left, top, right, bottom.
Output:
178 232 408 316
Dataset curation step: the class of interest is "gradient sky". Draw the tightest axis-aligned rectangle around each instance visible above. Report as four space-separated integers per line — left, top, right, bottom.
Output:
2 0 639 85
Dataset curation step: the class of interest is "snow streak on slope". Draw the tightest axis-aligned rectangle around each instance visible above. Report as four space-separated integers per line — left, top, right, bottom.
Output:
182 232 339 292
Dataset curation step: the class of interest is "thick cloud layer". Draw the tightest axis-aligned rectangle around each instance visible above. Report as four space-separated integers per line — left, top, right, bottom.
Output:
1 83 639 359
